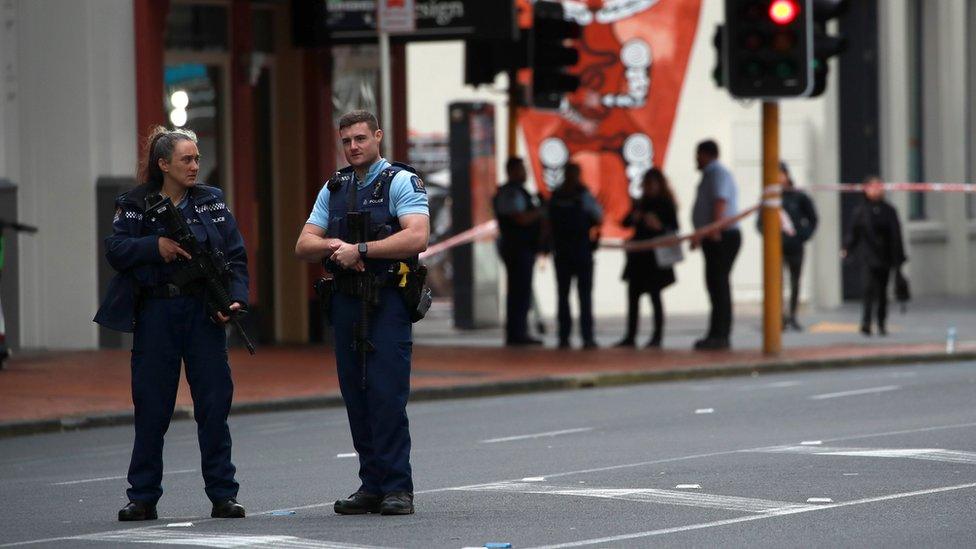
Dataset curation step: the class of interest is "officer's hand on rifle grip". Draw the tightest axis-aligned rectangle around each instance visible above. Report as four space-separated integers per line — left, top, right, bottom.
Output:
330 242 366 271
215 302 242 324
158 237 192 263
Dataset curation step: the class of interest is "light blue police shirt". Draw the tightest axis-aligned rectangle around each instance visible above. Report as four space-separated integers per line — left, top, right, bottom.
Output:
306 158 429 230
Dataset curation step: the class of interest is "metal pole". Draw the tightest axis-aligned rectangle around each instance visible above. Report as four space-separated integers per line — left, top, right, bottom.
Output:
379 29 394 159
762 101 783 355
508 68 519 157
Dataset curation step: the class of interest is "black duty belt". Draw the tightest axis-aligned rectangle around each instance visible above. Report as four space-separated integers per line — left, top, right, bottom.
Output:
141 283 205 299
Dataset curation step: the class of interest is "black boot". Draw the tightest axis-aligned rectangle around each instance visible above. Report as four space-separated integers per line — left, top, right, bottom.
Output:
118 500 157 522
334 491 382 515
380 492 414 515
614 337 636 348
211 498 245 518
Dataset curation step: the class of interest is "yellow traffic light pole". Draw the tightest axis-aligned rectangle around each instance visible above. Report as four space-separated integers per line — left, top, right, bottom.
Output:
508 68 519 157
762 101 783 354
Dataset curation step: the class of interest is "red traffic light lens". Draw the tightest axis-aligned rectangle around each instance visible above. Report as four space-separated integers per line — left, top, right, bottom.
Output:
769 0 798 25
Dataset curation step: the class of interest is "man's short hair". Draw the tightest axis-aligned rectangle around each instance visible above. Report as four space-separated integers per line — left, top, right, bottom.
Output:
338 110 379 132
506 157 524 173
697 139 720 158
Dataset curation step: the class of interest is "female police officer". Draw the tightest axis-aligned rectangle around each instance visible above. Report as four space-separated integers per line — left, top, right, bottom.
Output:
95 127 248 521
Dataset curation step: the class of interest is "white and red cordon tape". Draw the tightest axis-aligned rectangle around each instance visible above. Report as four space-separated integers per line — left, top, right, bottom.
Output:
419 182 972 261
810 182 976 193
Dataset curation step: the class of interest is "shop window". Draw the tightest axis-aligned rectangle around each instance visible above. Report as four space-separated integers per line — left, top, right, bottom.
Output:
166 4 229 51
164 64 226 189
253 8 274 54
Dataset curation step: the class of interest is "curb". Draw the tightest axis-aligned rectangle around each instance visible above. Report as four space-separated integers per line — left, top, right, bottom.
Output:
2 350 974 439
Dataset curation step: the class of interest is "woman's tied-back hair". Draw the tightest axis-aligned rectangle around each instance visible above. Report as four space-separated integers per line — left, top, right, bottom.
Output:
140 126 198 189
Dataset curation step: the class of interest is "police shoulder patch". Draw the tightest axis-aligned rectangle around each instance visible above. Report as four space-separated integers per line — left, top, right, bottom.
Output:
410 175 426 194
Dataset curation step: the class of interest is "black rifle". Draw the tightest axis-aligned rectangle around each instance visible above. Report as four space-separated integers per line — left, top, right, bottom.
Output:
146 196 256 355
346 209 376 389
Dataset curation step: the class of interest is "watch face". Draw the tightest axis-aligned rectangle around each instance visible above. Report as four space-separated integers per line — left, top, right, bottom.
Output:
358 243 368 256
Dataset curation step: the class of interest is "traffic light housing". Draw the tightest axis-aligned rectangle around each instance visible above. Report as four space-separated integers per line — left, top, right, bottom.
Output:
724 0 813 98
463 1 522 87
809 0 848 97
530 0 581 109
712 25 726 88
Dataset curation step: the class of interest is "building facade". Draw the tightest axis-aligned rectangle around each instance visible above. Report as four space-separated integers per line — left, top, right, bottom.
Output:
0 0 973 351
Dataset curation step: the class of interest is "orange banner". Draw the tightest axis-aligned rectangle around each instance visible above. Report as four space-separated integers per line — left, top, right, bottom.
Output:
518 0 702 238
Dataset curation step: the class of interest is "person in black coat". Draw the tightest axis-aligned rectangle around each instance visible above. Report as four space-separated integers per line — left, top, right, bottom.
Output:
615 168 679 348
841 176 907 336
757 162 818 330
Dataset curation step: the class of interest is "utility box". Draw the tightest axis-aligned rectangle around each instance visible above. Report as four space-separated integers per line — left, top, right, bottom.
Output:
448 102 500 329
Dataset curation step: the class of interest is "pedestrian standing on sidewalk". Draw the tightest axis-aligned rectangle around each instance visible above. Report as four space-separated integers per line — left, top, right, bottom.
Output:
841 176 906 336
95 127 248 521
295 110 429 515
548 163 603 349
690 140 741 350
493 157 546 346
756 162 818 331
615 168 679 348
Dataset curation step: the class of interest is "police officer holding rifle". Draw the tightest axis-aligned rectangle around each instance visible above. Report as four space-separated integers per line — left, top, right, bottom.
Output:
296 110 430 516
95 127 249 521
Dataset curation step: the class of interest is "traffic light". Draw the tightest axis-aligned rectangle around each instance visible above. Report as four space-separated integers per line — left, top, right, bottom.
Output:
809 0 848 97
530 0 581 109
464 1 522 87
724 0 813 98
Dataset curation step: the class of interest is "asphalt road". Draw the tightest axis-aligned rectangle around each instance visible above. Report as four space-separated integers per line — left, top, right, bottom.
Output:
2 361 976 548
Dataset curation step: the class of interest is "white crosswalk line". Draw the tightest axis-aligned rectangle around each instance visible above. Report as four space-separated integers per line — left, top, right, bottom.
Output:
755 445 976 465
456 481 813 514
72 529 389 548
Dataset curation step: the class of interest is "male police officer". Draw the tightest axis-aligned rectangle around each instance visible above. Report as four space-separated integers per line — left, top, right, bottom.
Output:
493 157 545 346
295 110 429 515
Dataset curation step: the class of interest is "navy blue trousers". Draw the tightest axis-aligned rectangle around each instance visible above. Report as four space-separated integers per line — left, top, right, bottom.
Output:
554 250 595 344
331 287 413 495
127 297 238 504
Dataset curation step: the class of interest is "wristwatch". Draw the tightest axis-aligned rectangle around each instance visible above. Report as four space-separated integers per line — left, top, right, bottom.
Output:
358 242 368 258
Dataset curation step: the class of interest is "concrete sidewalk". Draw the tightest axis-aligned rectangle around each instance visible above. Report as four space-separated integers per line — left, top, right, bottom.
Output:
1 298 973 437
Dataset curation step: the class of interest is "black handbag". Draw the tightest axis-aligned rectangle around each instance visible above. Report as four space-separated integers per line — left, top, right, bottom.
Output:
894 268 911 312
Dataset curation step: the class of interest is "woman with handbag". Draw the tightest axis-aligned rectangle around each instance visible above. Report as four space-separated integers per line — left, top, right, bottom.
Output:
616 168 679 348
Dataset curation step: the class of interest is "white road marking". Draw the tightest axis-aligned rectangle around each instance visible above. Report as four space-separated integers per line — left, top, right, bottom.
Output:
522 477 546 482
806 498 833 503
480 428 592 444
9 421 976 548
72 530 388 548
756 445 976 465
51 469 195 486
456 482 813 514
165 522 194 528
800 440 822 446
694 408 714 414
336 453 357 458
737 380 803 391
523 482 976 548
808 385 900 400
675 484 701 490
